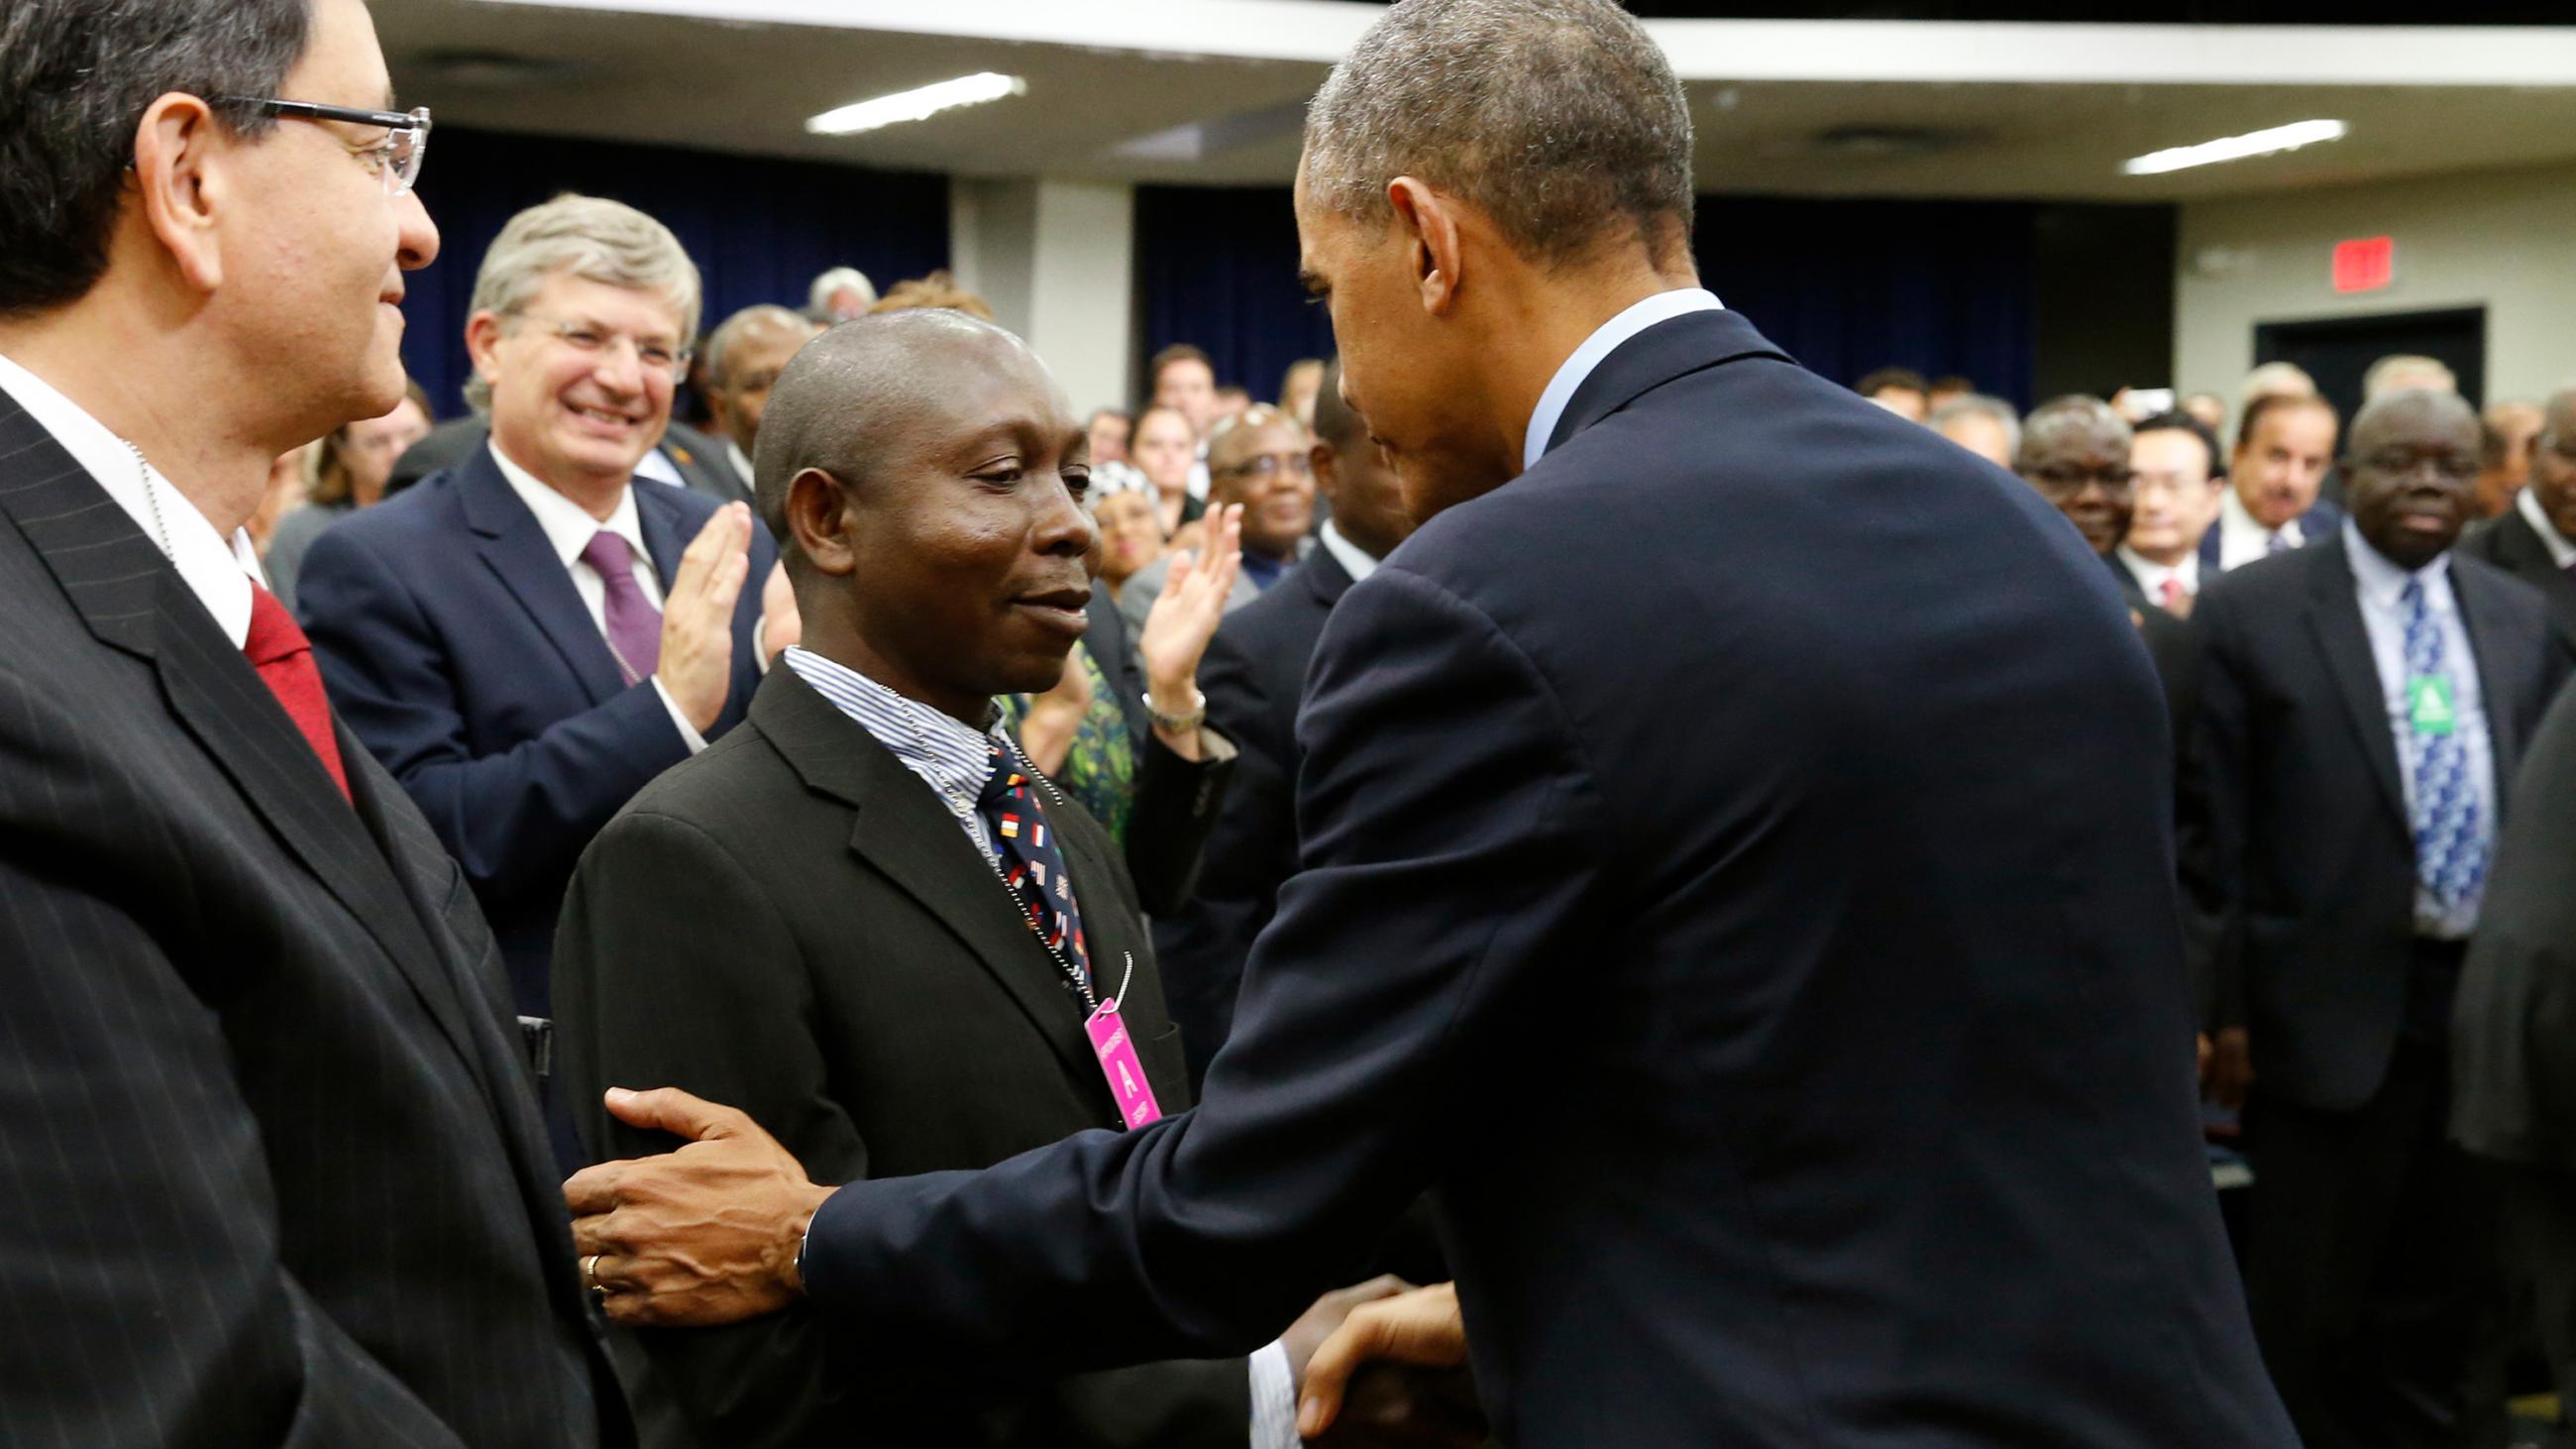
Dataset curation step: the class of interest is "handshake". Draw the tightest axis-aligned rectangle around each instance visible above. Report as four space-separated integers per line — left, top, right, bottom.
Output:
564 1086 1487 1446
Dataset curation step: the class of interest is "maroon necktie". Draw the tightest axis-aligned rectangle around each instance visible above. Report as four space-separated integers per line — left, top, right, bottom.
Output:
243 583 350 800
579 530 662 687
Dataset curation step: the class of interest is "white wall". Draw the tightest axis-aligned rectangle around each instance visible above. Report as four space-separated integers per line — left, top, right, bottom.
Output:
948 177 1137 417
2174 160 2576 408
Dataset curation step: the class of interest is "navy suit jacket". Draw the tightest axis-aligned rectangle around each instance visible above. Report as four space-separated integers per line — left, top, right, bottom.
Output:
801 309 2293 1446
299 444 773 1027
2197 496 2346 575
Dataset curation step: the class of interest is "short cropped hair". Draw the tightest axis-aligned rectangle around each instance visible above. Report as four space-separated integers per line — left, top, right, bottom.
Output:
1304 0 1694 269
807 267 876 313
1857 367 1929 399
2133 410 2223 481
1149 343 1212 387
1927 394 2020 459
2234 390 2337 455
0 0 310 313
702 304 815 389
870 271 994 320
465 193 701 411
2015 394 2129 471
2362 353 2457 400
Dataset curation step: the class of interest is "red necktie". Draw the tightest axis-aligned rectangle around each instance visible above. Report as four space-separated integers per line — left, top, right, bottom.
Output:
2159 577 2186 612
243 583 351 801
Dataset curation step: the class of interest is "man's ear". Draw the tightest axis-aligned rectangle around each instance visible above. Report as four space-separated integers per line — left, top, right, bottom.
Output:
1386 176 1462 317
130 93 229 294
786 466 858 578
465 310 509 390
1309 440 1342 509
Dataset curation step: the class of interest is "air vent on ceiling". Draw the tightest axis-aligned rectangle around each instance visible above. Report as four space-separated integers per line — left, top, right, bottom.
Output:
1807 124 1975 159
409 50 590 87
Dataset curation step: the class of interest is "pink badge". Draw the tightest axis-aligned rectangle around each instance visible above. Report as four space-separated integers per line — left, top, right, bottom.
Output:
1083 998 1163 1130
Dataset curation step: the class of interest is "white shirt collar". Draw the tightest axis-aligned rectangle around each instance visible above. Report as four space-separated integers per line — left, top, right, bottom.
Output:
487 440 648 573
2220 485 2302 555
2116 542 2199 594
1316 518 1379 585
0 349 264 647
726 439 756 495
1522 287 1723 473
2342 517 2452 611
2516 484 2576 569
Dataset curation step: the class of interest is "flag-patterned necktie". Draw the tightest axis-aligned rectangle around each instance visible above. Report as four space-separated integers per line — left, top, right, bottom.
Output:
2400 578 2487 911
579 529 662 687
977 740 1092 992
243 583 351 801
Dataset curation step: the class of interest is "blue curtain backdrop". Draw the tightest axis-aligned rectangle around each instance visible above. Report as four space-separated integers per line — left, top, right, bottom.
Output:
398 128 950 417
1132 185 2041 411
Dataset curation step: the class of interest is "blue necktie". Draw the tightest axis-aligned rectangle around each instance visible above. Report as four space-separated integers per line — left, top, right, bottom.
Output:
2400 579 2486 912
977 741 1092 993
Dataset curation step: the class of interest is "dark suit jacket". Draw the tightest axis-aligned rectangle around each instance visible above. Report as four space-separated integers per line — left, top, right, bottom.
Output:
298 444 773 1028
393 415 751 505
2458 504 2576 644
798 309 2292 1447
2110 563 2228 1024
2195 534 2571 1111
0 386 624 1446
1152 546 1354 1084
2198 496 2346 575
1081 591 1235 918
555 668 1249 1448
2451 678 2576 1170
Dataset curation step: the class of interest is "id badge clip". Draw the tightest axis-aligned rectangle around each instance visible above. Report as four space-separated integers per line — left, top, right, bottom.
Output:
1083 952 1163 1130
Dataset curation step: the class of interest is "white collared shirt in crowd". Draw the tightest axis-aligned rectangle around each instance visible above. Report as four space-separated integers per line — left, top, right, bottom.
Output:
488 442 707 753
2116 543 2200 609
2215 486 2305 572
2341 520 2498 941
1316 518 1379 585
2517 484 2576 569
0 350 265 646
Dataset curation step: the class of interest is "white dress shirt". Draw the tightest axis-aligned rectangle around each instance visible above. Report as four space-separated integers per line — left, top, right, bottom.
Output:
778 644 1299 1446
1523 287 1725 473
0 351 267 645
2116 543 2200 611
2516 484 2576 569
2341 521 2498 940
487 443 707 753
725 440 757 497
2214 486 2305 573
1316 518 1380 585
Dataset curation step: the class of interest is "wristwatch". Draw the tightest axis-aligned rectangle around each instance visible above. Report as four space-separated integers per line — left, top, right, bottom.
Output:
1143 688 1206 735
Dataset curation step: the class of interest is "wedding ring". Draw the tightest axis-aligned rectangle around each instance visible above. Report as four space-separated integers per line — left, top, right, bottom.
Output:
582 1253 604 1295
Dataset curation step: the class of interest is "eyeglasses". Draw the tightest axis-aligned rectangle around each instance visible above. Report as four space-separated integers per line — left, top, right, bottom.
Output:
1216 452 1314 483
2023 464 2135 496
221 97 432 195
514 313 694 380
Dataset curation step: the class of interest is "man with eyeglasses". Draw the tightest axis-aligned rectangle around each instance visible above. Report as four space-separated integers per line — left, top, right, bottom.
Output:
2120 411 2228 619
300 192 772 1173
1120 404 1315 640
2196 389 2571 1449
0 1 625 1444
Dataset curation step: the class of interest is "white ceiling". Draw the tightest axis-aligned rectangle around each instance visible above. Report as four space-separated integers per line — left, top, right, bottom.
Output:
372 0 2576 201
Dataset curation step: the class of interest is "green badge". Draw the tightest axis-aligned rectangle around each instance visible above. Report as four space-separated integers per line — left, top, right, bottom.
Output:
2408 674 2457 736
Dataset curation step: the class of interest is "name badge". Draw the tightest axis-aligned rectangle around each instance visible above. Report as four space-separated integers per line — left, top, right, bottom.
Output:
2408 675 2457 736
1083 997 1163 1131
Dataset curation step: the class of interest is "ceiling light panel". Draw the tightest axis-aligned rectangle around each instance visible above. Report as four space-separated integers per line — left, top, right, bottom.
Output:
806 71 1025 136
2122 118 2347 175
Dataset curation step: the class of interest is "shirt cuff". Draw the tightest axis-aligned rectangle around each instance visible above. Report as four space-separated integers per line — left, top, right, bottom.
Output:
651 675 710 755
1247 1339 1299 1449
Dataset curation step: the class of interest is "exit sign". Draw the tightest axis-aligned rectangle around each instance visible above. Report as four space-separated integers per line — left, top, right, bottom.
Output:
2334 236 2395 293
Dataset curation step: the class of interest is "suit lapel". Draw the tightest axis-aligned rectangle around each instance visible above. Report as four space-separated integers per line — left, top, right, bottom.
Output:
1302 546 1355 612
454 448 625 706
631 477 689 593
1050 800 1190 1110
2301 539 2410 827
753 672 1104 1090
0 390 492 1073
1545 308 1793 458
2200 522 2222 574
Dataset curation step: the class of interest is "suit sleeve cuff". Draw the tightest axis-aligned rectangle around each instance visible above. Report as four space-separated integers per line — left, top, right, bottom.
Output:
651 676 710 755
1247 1340 1299 1449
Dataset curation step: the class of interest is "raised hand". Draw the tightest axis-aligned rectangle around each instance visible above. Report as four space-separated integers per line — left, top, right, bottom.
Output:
563 1086 833 1328
656 502 754 731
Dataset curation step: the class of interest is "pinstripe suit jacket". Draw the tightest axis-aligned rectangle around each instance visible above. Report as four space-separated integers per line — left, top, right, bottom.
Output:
0 385 625 1447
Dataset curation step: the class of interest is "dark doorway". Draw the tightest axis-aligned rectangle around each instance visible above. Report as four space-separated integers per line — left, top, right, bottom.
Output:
2254 306 2487 425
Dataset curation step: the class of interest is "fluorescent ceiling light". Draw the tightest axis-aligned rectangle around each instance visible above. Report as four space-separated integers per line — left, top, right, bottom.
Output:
806 71 1024 136
2122 118 2346 175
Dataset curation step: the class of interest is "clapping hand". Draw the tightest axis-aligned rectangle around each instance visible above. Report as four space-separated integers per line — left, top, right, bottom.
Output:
656 502 754 730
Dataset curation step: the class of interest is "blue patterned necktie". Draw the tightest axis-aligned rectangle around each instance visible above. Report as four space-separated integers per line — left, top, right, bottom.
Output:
977 741 1093 991
2400 579 2487 911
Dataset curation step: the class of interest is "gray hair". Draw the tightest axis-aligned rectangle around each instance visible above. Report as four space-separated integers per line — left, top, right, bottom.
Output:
1928 394 2021 460
2236 361 2315 414
0 0 309 313
2362 353 2457 400
2015 394 2130 471
1304 0 1695 269
807 267 877 313
704 303 818 388
463 194 700 412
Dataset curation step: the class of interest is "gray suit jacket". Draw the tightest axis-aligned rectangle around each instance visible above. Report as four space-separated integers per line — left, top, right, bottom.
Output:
0 384 624 1448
